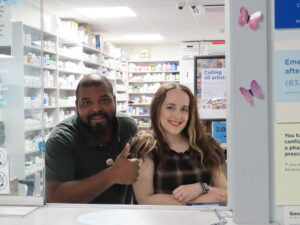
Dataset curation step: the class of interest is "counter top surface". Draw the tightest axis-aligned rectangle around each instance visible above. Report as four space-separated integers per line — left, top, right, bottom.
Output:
0 204 235 225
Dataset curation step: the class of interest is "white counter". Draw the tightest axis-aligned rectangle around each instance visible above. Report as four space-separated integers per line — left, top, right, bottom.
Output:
0 204 235 225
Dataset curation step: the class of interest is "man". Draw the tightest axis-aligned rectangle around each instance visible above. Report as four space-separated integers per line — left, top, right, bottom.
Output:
45 74 139 204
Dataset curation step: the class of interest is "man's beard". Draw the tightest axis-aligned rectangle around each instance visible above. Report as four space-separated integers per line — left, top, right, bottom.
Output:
87 111 114 134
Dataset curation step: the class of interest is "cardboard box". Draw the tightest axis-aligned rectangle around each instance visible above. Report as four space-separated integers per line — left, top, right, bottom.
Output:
79 23 94 47
59 20 78 41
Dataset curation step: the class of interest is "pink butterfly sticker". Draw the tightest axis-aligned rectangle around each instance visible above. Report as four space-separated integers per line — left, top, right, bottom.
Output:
238 7 262 30
240 80 263 103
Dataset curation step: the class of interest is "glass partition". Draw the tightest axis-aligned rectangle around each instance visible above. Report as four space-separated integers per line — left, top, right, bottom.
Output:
0 0 44 205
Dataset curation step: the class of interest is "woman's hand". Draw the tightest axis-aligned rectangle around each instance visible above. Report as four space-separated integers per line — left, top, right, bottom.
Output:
172 183 202 204
189 186 227 204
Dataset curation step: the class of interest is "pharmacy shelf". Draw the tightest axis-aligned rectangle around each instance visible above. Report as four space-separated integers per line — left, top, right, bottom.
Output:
138 125 150 128
128 92 155 94
82 44 100 54
44 106 57 109
58 69 82 74
128 80 179 83
25 63 57 71
101 50 115 58
59 105 76 108
129 70 180 73
57 36 79 45
128 60 179 129
44 49 57 54
25 149 40 155
25 127 43 132
83 60 100 66
24 44 41 51
129 103 151 106
99 63 115 70
130 115 150 117
129 59 179 63
24 44 56 55
59 87 76 91
44 66 57 71
24 86 41 89
44 86 58 90
24 107 43 110
58 54 81 62
22 23 145 182
25 168 43 177
24 63 42 68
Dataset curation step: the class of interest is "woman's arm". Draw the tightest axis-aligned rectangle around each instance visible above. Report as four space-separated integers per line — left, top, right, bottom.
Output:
190 167 227 204
133 156 184 205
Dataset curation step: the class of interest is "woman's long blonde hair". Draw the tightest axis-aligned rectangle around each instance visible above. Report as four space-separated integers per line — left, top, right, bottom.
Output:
131 83 225 170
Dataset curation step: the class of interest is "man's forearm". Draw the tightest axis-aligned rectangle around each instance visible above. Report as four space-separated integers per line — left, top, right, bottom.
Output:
47 166 116 203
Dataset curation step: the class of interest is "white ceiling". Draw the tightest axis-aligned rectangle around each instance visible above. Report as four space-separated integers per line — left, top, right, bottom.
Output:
44 0 225 45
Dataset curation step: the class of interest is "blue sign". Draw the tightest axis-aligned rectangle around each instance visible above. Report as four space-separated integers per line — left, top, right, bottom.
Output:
212 121 226 144
275 0 300 29
38 140 45 152
0 0 17 5
274 50 300 103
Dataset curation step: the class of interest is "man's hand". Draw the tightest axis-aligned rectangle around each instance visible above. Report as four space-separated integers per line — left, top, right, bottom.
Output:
172 183 202 204
110 143 140 184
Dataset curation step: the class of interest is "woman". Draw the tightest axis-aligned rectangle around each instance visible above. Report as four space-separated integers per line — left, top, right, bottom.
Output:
131 83 227 205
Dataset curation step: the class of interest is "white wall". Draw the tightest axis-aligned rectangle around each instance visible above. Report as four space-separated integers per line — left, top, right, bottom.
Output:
12 0 58 34
11 0 42 29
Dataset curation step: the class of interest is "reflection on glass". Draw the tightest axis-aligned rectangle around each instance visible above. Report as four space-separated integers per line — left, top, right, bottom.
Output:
0 0 44 199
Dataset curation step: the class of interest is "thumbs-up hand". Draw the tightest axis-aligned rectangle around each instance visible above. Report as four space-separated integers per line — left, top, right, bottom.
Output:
119 143 131 158
110 143 140 185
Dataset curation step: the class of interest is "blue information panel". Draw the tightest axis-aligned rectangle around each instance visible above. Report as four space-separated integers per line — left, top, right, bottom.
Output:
275 0 300 29
274 50 300 103
212 121 226 144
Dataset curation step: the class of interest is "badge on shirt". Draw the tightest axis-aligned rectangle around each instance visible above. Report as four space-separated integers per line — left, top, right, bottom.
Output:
106 158 114 166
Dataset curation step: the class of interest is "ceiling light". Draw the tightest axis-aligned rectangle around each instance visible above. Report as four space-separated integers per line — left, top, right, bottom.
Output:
122 34 163 41
74 7 136 18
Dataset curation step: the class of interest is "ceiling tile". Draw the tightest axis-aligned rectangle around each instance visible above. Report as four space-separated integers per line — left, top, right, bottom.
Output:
44 0 225 44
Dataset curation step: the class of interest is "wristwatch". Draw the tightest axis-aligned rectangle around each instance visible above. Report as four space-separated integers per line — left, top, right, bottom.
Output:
200 182 209 194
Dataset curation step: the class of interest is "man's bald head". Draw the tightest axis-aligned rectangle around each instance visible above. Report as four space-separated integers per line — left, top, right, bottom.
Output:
76 74 113 99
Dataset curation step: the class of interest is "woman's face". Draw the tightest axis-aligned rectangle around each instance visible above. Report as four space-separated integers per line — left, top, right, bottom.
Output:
159 89 190 137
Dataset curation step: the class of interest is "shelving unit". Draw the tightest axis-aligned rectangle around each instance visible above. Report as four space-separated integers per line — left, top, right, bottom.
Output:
22 24 46 184
5 22 126 195
0 22 46 197
128 60 180 129
115 61 128 113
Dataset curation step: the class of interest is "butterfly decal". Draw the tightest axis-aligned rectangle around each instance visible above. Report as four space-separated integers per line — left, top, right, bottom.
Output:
240 80 263 103
238 7 262 30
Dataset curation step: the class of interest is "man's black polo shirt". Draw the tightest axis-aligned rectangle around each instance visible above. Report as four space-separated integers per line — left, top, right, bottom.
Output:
45 112 138 204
